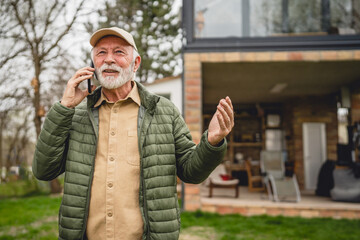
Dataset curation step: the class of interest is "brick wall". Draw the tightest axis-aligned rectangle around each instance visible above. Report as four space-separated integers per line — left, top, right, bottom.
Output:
351 84 360 124
200 201 360 219
284 96 338 189
183 50 360 211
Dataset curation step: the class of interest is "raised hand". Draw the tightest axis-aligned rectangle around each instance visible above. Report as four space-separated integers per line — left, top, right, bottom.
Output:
207 96 234 146
60 67 96 108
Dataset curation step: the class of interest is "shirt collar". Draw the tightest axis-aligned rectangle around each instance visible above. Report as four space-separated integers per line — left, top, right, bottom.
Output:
94 81 141 108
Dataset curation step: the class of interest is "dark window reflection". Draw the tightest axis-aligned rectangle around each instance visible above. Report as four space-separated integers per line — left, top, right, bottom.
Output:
194 0 360 38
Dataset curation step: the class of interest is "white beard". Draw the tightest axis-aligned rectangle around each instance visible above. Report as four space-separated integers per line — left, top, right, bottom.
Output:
96 62 134 89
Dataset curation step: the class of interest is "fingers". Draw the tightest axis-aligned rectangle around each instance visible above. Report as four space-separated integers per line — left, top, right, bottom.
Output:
225 96 233 110
73 67 94 79
217 104 231 129
223 97 234 121
216 112 226 130
217 96 234 129
67 67 94 88
67 67 94 93
61 67 95 108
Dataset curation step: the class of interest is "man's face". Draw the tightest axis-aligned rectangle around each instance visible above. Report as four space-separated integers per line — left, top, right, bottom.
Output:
93 36 137 89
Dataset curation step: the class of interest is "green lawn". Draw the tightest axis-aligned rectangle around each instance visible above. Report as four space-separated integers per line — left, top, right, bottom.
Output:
181 211 360 240
0 195 61 240
0 195 359 239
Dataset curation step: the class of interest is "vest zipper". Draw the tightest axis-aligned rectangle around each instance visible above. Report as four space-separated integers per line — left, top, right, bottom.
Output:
139 108 150 239
81 164 95 240
141 160 150 239
81 108 98 239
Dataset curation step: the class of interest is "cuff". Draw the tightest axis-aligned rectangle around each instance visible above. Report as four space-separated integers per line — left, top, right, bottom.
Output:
53 101 76 116
46 102 75 127
202 130 227 152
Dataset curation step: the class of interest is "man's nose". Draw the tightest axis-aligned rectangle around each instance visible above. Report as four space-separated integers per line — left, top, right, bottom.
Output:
104 53 115 64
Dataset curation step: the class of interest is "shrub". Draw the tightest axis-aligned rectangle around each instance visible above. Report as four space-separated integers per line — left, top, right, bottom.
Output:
0 176 50 198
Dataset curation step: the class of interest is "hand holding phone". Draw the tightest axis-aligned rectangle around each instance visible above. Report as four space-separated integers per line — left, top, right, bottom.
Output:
61 66 96 108
88 61 96 93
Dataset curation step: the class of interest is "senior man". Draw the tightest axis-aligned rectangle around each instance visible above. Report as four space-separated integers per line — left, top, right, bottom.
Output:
33 27 234 240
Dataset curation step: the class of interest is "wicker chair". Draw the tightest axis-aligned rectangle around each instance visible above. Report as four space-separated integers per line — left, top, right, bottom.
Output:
245 159 265 192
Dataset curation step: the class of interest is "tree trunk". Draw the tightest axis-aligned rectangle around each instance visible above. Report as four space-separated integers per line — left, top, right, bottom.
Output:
50 179 63 194
32 59 62 194
33 59 42 138
0 118 3 181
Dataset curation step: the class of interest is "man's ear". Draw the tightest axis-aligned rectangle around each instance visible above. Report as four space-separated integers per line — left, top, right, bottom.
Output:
133 55 141 72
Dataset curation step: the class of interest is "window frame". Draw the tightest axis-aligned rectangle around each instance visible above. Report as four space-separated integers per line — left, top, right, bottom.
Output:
183 0 360 52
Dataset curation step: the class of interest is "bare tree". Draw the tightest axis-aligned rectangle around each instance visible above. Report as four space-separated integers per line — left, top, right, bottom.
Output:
1 0 86 192
0 1 26 71
0 68 33 181
0 111 9 181
8 0 86 137
5 110 32 170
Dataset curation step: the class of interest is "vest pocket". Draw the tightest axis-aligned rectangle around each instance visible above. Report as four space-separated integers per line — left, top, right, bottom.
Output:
126 130 140 166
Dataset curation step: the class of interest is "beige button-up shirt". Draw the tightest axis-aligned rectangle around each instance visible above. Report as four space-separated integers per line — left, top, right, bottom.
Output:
86 82 143 240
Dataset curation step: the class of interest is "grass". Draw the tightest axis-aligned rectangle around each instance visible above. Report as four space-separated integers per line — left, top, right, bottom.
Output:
0 195 359 239
0 195 61 240
181 210 360 240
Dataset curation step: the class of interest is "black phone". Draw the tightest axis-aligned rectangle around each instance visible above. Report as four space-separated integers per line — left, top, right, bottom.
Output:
87 61 98 93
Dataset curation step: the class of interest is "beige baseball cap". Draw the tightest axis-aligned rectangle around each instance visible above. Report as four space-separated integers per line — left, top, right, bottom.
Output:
90 27 138 51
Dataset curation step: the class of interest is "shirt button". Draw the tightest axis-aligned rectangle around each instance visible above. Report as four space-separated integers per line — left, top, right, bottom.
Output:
109 157 115 161
108 182 113 188
107 212 113 217
110 131 115 136
113 109 117 113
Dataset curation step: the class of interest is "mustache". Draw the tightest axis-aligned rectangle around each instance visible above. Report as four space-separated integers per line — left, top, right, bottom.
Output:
98 63 124 73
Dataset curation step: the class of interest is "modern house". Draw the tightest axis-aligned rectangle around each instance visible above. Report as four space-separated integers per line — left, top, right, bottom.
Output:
143 75 183 114
181 0 360 212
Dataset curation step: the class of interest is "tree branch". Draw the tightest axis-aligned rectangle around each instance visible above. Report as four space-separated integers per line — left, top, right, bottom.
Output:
0 46 27 69
37 0 62 44
41 0 85 58
11 1 34 52
28 0 38 43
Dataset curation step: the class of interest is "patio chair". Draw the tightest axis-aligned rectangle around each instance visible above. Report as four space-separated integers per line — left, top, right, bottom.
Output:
206 164 239 198
260 150 301 202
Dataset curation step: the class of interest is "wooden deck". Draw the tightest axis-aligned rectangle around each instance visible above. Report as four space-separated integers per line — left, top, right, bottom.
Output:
197 186 360 219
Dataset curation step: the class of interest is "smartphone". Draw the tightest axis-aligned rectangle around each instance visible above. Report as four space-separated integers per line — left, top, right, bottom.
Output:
87 61 99 93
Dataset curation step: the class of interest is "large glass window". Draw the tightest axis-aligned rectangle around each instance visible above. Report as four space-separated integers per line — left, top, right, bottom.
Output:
194 0 360 38
194 0 242 38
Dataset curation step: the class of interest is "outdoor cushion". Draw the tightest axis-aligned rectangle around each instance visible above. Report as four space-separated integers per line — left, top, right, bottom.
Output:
331 168 360 202
211 178 239 185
